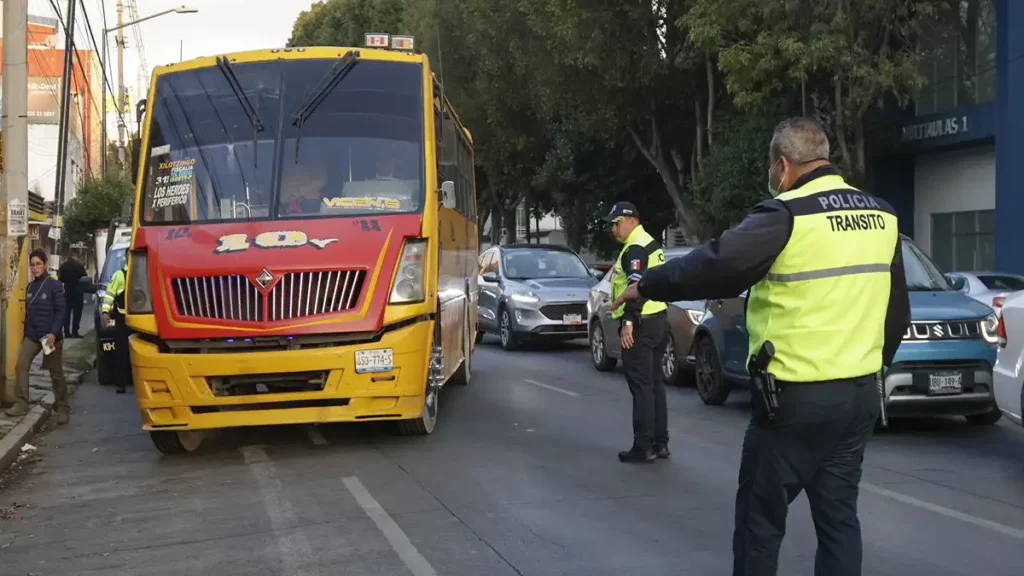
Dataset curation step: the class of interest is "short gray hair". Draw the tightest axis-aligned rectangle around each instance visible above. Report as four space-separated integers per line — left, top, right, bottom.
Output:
769 117 830 165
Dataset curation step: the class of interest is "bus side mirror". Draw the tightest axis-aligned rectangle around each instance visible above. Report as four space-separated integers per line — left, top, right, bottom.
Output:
440 181 456 210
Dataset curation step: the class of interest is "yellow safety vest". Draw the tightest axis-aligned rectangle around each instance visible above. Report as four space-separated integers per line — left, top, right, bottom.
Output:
102 267 127 315
611 225 668 319
746 173 899 382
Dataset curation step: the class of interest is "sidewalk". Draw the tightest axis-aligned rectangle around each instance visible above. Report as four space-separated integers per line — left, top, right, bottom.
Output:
0 302 98 473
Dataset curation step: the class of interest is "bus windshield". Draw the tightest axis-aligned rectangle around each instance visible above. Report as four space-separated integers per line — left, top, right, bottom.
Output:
140 58 424 225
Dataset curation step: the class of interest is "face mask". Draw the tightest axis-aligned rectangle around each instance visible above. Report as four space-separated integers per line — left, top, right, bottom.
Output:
767 157 783 197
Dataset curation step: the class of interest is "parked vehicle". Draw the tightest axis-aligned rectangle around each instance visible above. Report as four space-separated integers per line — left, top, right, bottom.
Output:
994 290 1024 426
477 244 601 350
946 270 1024 312
90 241 129 387
691 235 1003 425
587 246 704 386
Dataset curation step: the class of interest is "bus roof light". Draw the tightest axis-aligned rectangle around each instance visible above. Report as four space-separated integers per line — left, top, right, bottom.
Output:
365 33 390 48
391 35 415 51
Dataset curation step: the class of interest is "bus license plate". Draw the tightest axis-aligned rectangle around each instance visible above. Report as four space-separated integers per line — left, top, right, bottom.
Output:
355 349 394 374
563 314 582 325
928 372 962 395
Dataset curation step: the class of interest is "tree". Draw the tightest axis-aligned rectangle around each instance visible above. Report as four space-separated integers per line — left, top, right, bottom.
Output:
287 0 408 48
683 0 936 183
63 174 133 245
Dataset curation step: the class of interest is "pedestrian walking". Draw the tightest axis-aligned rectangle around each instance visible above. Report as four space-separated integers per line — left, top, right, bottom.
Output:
5 249 71 425
100 258 130 394
613 117 911 575
58 252 87 338
603 201 670 464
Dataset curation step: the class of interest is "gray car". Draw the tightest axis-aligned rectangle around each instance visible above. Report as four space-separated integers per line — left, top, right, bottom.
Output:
946 271 1024 313
476 244 602 350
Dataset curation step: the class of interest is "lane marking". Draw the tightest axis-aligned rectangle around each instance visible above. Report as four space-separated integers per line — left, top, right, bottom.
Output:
522 378 580 397
862 482 1024 541
241 446 318 575
343 476 438 576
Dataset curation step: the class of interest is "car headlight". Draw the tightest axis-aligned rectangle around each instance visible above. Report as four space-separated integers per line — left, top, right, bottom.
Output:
981 313 1000 344
507 289 540 303
685 309 705 325
127 250 153 314
389 239 426 304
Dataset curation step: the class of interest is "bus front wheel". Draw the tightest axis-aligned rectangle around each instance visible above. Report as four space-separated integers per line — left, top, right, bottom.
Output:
150 430 204 454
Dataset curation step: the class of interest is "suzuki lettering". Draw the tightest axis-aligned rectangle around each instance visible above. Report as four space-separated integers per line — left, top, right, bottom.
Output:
214 231 339 254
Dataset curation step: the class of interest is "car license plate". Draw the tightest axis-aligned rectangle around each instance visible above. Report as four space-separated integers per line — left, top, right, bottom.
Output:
355 348 393 374
928 372 963 395
563 313 582 325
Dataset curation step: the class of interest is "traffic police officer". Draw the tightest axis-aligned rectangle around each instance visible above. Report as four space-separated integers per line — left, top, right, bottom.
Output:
101 260 131 394
603 201 670 464
613 117 911 575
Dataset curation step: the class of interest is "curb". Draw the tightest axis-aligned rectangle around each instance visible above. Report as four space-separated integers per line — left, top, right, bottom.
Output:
0 354 96 475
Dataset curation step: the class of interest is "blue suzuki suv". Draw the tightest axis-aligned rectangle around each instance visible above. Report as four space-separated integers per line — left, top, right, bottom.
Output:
690 235 1003 425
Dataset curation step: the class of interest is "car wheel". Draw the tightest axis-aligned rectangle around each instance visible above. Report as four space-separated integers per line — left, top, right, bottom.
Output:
450 305 472 386
398 331 441 436
590 320 616 371
695 336 730 406
662 333 689 386
150 430 204 454
499 307 520 351
965 407 1002 426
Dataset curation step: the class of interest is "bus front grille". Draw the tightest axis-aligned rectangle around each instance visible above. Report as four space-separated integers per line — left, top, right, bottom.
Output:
172 275 265 322
268 270 366 321
170 269 364 323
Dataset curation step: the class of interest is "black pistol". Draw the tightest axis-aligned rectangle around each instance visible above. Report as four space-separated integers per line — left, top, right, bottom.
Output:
747 340 780 424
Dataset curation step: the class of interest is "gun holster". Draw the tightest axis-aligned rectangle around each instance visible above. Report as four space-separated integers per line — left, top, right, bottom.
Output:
747 341 780 426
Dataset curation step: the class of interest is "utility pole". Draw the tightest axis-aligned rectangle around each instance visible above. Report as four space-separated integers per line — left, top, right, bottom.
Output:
52 0 78 255
116 0 126 150
1 0 30 401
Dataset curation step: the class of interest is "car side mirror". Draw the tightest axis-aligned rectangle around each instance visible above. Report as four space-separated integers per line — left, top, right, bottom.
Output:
946 275 967 291
482 271 498 283
439 181 456 210
79 275 96 294
591 269 603 278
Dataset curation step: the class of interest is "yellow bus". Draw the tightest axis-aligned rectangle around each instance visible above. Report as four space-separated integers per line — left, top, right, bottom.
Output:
123 34 479 453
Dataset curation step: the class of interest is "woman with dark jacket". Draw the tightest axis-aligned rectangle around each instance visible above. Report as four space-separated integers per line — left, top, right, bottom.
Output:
4 249 69 424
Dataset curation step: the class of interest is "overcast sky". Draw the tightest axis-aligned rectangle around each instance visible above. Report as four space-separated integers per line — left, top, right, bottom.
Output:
27 0 314 129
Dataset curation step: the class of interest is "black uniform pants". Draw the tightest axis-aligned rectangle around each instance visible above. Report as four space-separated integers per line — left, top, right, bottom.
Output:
64 290 83 336
113 314 132 390
620 313 668 449
732 373 880 576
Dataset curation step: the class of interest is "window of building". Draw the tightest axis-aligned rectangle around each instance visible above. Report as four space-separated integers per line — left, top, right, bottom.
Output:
915 0 997 116
931 209 995 271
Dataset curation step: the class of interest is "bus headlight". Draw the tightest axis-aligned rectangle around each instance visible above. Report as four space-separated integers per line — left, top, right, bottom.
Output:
389 239 426 304
127 249 153 314
981 313 1000 344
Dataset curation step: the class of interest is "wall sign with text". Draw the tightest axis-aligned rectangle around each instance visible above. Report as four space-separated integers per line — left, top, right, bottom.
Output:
901 115 970 142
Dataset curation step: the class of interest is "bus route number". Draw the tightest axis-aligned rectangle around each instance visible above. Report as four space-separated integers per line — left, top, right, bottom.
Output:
214 231 339 253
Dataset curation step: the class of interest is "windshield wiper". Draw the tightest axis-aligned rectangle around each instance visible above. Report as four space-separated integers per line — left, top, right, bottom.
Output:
216 56 265 169
291 50 360 162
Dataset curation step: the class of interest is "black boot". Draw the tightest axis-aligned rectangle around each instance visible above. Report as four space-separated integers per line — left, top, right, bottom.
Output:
618 445 656 463
653 442 670 459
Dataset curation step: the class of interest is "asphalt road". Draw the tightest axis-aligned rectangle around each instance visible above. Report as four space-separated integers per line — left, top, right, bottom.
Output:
2 336 1024 576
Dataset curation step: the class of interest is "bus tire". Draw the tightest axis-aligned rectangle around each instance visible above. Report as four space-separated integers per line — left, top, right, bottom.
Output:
150 430 203 454
397 330 440 436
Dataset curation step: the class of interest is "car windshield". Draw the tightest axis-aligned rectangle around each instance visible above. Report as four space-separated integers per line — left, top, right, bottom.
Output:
140 58 424 225
502 250 591 280
99 248 127 285
902 238 952 291
978 274 1024 291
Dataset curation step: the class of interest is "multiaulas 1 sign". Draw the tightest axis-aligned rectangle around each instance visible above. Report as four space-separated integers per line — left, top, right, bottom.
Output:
901 115 969 142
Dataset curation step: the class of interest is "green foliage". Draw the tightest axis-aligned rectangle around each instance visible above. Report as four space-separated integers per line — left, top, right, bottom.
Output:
689 107 783 239
287 0 408 48
63 174 133 245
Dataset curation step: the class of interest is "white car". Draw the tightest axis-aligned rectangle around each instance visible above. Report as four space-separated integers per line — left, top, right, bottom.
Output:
994 290 1024 426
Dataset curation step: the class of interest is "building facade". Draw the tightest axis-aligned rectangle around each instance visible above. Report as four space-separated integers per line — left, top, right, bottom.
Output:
874 0 1023 275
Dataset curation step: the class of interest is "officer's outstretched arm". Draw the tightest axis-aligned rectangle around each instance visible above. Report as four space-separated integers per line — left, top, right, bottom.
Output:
882 236 912 367
620 244 649 325
638 200 792 303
